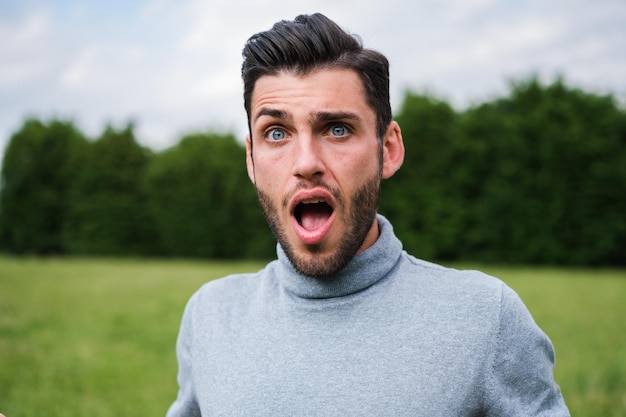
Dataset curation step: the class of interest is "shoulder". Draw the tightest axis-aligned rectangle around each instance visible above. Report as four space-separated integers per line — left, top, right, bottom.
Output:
391 252 537 333
191 267 266 305
397 252 507 301
183 262 280 317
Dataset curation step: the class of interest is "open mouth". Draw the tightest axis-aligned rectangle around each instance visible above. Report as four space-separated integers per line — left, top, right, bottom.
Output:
294 198 334 232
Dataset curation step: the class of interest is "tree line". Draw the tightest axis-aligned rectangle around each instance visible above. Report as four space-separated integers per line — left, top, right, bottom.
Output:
1 77 624 265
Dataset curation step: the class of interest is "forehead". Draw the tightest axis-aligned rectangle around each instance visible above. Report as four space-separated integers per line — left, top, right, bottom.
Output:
250 68 372 120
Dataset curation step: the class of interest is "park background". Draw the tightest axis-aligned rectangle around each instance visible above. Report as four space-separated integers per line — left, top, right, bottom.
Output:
1 0 625 416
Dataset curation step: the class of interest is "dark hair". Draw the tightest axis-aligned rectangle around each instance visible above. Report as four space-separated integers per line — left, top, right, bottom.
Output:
241 13 391 140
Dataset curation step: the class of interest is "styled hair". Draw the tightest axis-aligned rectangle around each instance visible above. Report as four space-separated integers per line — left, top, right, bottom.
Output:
241 13 391 140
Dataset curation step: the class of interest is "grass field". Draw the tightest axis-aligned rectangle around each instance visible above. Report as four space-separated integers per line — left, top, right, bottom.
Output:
0 256 624 416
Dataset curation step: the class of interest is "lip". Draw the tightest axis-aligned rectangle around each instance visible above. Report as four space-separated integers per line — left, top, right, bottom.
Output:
289 188 336 245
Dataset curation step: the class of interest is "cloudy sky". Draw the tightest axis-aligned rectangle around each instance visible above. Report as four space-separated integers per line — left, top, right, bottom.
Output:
1 0 625 161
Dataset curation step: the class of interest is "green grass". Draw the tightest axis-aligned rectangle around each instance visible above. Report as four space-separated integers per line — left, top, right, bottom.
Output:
0 256 264 417
0 257 624 416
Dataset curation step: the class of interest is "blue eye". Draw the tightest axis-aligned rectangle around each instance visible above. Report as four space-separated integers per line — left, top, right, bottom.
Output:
330 124 347 137
268 128 286 141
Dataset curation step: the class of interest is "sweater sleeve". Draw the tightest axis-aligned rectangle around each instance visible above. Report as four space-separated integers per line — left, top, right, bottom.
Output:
166 293 202 417
485 283 570 416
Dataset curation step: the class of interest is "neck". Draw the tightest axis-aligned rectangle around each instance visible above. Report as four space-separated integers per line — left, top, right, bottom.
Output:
275 214 403 299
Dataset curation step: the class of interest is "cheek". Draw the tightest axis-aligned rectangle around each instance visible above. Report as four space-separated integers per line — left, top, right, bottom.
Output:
254 156 286 190
246 153 255 183
342 149 379 177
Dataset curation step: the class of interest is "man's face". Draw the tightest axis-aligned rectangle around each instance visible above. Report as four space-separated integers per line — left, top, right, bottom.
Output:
246 68 402 277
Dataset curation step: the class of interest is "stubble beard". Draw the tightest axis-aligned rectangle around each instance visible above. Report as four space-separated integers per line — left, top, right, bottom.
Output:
256 173 382 278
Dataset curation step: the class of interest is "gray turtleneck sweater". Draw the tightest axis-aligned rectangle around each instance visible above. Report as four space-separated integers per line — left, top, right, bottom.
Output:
167 215 569 416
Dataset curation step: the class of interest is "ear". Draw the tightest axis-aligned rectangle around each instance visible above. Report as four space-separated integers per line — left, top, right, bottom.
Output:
381 121 405 179
245 134 256 184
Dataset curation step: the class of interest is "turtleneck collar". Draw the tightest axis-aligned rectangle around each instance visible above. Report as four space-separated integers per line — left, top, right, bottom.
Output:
275 214 403 299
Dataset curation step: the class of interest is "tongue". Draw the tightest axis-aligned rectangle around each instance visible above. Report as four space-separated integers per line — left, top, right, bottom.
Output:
300 204 332 231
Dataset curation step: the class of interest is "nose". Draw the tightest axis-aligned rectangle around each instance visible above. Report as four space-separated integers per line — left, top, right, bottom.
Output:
291 134 325 179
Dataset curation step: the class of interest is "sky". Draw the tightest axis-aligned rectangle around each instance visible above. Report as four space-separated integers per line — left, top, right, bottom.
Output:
1 0 625 161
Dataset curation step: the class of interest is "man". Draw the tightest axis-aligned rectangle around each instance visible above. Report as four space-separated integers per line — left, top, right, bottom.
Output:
167 13 569 416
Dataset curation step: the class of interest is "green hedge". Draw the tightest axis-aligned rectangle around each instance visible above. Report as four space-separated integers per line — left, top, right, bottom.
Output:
1 78 624 264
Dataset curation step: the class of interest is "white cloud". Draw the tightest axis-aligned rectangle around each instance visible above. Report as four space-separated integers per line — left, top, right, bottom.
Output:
0 9 55 89
0 0 625 165
3 8 49 49
59 49 96 89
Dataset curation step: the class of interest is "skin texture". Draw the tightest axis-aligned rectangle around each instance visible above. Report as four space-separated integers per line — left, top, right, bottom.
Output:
246 68 404 277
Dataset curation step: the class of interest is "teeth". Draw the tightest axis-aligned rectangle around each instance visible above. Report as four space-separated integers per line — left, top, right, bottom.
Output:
302 198 324 204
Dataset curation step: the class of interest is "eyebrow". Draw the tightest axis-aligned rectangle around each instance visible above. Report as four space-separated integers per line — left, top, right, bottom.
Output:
254 108 288 122
311 111 362 124
253 108 363 125
254 108 362 130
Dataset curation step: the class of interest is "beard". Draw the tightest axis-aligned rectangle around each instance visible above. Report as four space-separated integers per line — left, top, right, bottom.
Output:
255 172 381 278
